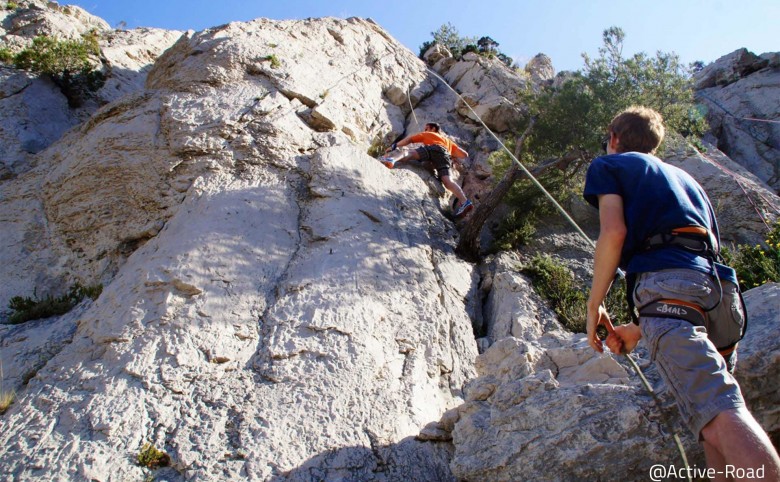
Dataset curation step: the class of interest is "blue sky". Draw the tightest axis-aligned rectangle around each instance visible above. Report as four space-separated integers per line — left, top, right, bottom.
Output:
68 0 778 72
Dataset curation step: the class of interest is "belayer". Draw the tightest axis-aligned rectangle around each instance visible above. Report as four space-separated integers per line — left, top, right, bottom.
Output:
583 106 780 477
380 122 474 217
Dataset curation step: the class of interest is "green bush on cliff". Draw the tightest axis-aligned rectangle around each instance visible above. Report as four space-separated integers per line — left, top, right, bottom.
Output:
522 255 631 333
722 221 780 291
8 31 104 106
6 283 102 325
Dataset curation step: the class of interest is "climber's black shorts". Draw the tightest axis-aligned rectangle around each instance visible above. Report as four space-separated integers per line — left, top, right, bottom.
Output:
416 145 451 178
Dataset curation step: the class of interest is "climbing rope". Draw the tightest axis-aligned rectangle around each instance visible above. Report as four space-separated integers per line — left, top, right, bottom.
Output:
407 84 419 126
423 66 693 480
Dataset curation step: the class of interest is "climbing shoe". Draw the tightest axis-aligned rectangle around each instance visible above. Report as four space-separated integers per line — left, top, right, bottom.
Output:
455 199 473 217
379 157 395 169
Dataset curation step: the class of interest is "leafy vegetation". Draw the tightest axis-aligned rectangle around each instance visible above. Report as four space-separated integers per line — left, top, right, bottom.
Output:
1 31 104 106
488 147 584 251
0 47 13 63
419 23 514 67
5 2 18 10
137 442 170 469
490 27 707 252
263 54 281 69
6 283 102 325
367 132 390 158
522 254 631 333
722 221 780 291
0 360 14 415
0 388 14 415
522 255 587 332
522 27 706 161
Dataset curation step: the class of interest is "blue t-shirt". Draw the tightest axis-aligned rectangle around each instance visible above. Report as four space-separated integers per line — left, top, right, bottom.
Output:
583 152 736 283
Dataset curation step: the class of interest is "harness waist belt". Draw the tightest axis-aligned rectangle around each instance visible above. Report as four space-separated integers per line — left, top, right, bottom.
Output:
638 299 706 326
642 226 718 255
638 299 737 356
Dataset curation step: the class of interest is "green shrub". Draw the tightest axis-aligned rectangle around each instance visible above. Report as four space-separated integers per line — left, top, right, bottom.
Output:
522 254 588 332
137 442 170 469
488 148 583 251
0 389 14 415
6 283 102 325
722 221 780 291
13 33 98 77
1 359 14 415
367 132 390 158
6 2 18 10
11 32 103 106
493 212 536 250
0 47 13 64
522 254 631 334
263 54 280 69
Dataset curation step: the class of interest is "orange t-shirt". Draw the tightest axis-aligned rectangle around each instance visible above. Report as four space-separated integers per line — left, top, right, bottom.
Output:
409 132 467 158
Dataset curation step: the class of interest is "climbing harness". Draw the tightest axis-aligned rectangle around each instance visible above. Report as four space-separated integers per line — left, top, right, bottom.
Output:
630 225 749 356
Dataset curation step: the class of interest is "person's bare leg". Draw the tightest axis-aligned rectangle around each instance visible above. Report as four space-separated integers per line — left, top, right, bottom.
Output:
702 440 730 482
700 408 780 481
392 150 420 166
441 174 467 205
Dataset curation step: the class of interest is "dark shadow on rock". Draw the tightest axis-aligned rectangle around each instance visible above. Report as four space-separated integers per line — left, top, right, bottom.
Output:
269 436 455 482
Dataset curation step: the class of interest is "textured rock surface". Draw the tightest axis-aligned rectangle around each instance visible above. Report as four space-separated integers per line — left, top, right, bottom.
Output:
0 2 181 176
2 4 780 481
0 0 109 42
433 51 527 133
524 53 555 84
445 274 780 482
481 252 564 343
447 335 704 482
694 48 780 192
664 136 779 245
0 15 478 481
736 283 780 446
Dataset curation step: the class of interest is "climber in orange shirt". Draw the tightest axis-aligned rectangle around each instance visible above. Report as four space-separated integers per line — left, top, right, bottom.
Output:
380 122 473 217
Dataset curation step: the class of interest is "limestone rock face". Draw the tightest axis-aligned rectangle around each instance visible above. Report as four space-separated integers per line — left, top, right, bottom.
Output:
445 277 780 481
694 48 769 90
432 51 527 133
736 283 780 446
481 252 564 344
447 335 703 482
422 42 452 67
524 53 555 84
0 0 109 42
664 136 780 246
96 27 184 104
0 67 77 173
0 2 181 176
2 3 780 481
0 15 479 481
694 48 780 192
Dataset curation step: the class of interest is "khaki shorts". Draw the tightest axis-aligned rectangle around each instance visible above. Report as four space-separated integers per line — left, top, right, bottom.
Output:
634 269 745 438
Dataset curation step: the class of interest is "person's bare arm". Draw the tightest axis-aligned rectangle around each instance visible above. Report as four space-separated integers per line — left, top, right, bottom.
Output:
386 135 417 152
586 194 626 353
451 143 468 159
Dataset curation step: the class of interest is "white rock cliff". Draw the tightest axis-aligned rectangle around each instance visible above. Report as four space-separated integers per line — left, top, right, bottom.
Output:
1 3 779 481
